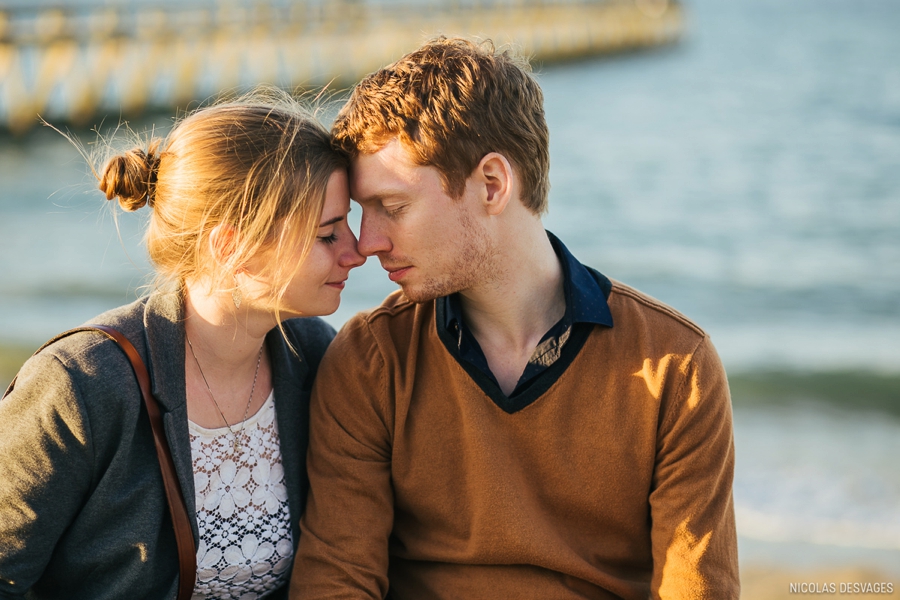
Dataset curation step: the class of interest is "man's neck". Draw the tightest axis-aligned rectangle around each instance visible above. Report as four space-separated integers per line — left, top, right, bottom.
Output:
456 225 565 394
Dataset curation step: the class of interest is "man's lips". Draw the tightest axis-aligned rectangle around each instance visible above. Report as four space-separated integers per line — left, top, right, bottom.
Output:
384 266 412 282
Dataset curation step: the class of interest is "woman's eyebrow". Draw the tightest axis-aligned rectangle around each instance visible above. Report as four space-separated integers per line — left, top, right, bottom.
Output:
318 215 345 227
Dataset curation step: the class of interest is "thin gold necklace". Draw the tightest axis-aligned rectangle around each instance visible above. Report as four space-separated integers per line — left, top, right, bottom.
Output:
186 334 264 453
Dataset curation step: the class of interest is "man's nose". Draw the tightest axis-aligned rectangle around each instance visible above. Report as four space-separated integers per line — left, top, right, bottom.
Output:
357 211 392 257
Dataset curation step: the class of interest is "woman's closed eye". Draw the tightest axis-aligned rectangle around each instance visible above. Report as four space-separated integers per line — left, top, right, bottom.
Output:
318 232 338 244
317 214 346 244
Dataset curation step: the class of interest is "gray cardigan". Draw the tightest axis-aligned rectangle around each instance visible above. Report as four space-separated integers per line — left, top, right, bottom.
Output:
0 291 335 599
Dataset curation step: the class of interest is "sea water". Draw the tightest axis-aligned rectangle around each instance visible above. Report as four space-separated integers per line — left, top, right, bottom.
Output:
1 0 899 574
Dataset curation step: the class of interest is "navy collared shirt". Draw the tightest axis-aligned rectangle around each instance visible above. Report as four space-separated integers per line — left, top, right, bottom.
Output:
441 231 613 398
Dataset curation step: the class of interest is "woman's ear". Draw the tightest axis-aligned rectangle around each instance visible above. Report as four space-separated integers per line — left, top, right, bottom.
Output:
474 152 514 216
208 223 237 265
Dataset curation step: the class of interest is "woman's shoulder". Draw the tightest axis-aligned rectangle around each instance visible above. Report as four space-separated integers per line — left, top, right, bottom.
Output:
37 296 146 358
280 317 337 352
275 317 337 378
7 296 156 409
3 307 149 456
28 297 149 370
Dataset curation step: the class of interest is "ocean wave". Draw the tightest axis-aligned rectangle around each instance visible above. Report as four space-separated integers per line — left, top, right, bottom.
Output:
729 370 900 417
0 283 145 301
733 402 900 559
736 506 900 551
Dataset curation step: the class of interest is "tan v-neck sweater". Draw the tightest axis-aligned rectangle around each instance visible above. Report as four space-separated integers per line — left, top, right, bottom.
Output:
292 281 739 600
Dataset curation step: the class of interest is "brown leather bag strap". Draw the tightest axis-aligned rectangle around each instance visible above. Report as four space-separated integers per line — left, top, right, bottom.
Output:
4 325 197 599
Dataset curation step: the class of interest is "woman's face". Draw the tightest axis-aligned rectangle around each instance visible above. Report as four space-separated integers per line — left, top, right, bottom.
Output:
246 169 365 319
284 169 365 317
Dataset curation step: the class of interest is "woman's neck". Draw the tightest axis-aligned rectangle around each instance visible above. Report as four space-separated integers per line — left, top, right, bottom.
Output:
182 282 274 427
182 282 273 365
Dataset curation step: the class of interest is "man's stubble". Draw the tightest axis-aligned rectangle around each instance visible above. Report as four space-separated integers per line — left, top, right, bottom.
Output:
401 206 501 304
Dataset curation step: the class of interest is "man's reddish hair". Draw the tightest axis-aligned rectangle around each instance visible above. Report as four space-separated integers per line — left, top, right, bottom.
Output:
332 37 550 214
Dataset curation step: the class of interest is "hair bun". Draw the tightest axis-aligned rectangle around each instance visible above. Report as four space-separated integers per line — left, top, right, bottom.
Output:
99 145 160 211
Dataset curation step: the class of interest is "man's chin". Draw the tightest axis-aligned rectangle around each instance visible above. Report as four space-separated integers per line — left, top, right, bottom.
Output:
397 280 453 304
398 285 438 304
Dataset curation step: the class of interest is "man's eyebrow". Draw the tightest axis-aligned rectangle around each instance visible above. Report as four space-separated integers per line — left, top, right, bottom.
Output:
318 215 345 227
354 190 407 205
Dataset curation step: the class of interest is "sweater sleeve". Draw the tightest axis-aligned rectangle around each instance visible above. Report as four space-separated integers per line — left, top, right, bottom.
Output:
0 353 94 597
648 336 740 599
290 318 394 600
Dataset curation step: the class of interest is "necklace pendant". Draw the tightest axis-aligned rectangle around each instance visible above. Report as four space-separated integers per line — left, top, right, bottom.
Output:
233 439 242 453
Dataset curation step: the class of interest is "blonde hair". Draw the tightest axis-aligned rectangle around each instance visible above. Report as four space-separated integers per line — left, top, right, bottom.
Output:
97 89 346 311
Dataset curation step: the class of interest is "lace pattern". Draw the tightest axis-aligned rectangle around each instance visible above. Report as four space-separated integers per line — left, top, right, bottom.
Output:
189 390 293 599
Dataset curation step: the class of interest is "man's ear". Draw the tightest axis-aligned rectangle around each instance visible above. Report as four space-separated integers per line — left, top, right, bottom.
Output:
208 223 238 265
474 152 513 216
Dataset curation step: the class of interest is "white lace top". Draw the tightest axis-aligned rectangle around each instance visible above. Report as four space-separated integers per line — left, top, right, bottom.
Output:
189 390 293 600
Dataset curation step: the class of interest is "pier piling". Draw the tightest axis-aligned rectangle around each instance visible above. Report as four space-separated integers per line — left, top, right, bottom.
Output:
0 0 683 134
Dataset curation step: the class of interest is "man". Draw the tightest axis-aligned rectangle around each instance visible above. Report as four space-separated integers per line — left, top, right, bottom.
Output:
291 37 739 599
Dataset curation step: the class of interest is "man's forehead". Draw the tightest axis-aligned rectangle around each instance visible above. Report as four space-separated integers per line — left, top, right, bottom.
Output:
351 138 414 173
349 138 425 200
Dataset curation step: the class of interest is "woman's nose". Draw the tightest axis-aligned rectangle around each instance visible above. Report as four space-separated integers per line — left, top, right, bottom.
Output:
339 230 366 269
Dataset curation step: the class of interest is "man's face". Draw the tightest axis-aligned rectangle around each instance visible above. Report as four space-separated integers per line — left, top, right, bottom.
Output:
349 138 494 303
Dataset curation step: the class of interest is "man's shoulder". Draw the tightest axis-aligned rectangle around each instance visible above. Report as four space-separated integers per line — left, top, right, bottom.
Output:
364 289 420 320
328 290 428 357
343 290 423 332
606 279 708 344
315 291 431 393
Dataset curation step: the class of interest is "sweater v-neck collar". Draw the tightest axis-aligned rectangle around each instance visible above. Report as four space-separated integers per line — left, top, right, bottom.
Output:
434 265 613 414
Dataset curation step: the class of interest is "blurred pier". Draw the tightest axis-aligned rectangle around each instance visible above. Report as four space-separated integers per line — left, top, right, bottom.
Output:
0 0 683 134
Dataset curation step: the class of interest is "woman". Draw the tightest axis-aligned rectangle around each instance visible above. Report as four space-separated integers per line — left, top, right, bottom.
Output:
0 92 364 599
